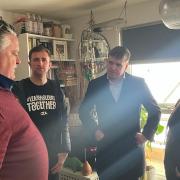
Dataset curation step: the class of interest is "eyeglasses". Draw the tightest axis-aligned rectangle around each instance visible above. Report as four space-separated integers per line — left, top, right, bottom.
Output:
0 19 15 33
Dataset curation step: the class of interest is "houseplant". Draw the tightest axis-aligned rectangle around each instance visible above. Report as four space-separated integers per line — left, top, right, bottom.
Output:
140 106 164 180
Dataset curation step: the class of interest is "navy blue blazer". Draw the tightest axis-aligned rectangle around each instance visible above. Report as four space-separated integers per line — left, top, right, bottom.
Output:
79 72 161 177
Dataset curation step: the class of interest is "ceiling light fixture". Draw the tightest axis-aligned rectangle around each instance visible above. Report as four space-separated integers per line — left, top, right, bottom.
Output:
159 0 180 29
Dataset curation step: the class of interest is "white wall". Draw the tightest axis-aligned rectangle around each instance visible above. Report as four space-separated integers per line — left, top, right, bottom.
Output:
0 0 162 59
125 0 161 27
0 10 16 24
67 0 162 54
0 10 23 24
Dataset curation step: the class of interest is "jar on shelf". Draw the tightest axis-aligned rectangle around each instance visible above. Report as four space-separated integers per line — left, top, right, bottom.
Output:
52 23 62 38
43 22 53 37
31 14 38 34
37 15 43 35
24 13 33 33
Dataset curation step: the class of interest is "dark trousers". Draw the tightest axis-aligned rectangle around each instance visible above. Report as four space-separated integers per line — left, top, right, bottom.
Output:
49 154 59 180
48 173 59 180
95 143 144 180
49 160 59 180
99 172 139 180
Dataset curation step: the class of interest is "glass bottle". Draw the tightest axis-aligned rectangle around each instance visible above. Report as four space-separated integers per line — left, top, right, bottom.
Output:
37 15 43 35
25 13 33 33
31 13 38 34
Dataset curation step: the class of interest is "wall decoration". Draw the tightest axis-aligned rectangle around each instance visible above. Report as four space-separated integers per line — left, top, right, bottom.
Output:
53 40 67 60
79 11 110 81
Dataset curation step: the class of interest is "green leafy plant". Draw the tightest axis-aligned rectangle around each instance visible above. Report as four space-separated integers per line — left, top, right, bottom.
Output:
140 106 164 137
64 157 83 172
140 106 164 149
140 106 164 180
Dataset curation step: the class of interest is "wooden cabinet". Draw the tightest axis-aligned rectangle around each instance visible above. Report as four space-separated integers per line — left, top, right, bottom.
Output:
16 33 79 111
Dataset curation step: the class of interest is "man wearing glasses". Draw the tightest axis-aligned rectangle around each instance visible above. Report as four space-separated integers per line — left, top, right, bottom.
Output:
79 46 161 180
0 19 48 180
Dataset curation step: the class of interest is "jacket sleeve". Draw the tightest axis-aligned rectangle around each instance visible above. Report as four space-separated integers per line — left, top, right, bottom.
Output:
140 79 161 141
0 115 12 169
167 101 180 128
59 88 71 153
79 81 99 142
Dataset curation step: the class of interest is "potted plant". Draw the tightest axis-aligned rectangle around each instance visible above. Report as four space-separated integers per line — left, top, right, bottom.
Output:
140 106 164 180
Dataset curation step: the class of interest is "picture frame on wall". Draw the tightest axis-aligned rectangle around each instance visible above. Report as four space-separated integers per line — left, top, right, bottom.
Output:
93 40 109 59
53 40 67 60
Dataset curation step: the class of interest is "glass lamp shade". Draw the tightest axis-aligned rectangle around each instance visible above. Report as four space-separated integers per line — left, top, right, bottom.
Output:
159 0 180 29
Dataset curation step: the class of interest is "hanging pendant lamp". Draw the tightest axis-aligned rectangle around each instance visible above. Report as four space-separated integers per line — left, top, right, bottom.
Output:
159 0 180 29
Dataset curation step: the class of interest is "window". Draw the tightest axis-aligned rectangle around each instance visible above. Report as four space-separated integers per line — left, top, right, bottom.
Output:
131 61 180 147
122 23 180 63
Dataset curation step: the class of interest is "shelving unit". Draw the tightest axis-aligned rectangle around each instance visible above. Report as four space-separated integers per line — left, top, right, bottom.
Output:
16 33 79 112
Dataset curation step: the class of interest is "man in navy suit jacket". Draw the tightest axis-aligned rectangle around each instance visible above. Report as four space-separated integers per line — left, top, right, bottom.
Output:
79 46 161 180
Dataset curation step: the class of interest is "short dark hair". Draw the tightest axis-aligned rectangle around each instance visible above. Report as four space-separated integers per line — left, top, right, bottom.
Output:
29 45 51 60
108 46 131 61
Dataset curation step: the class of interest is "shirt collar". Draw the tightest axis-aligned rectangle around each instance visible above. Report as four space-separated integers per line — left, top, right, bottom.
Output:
0 74 14 90
107 73 126 84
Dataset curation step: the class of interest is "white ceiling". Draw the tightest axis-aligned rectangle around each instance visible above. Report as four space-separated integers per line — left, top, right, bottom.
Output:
0 0 149 21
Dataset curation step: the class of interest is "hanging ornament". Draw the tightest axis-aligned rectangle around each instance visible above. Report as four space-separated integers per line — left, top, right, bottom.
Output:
80 11 110 81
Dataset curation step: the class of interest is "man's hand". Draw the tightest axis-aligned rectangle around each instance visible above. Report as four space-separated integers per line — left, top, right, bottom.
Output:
95 129 104 141
51 153 68 174
135 132 147 145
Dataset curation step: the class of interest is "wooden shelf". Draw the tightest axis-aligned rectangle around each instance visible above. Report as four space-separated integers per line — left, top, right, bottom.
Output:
51 59 76 62
27 33 75 42
17 33 80 112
